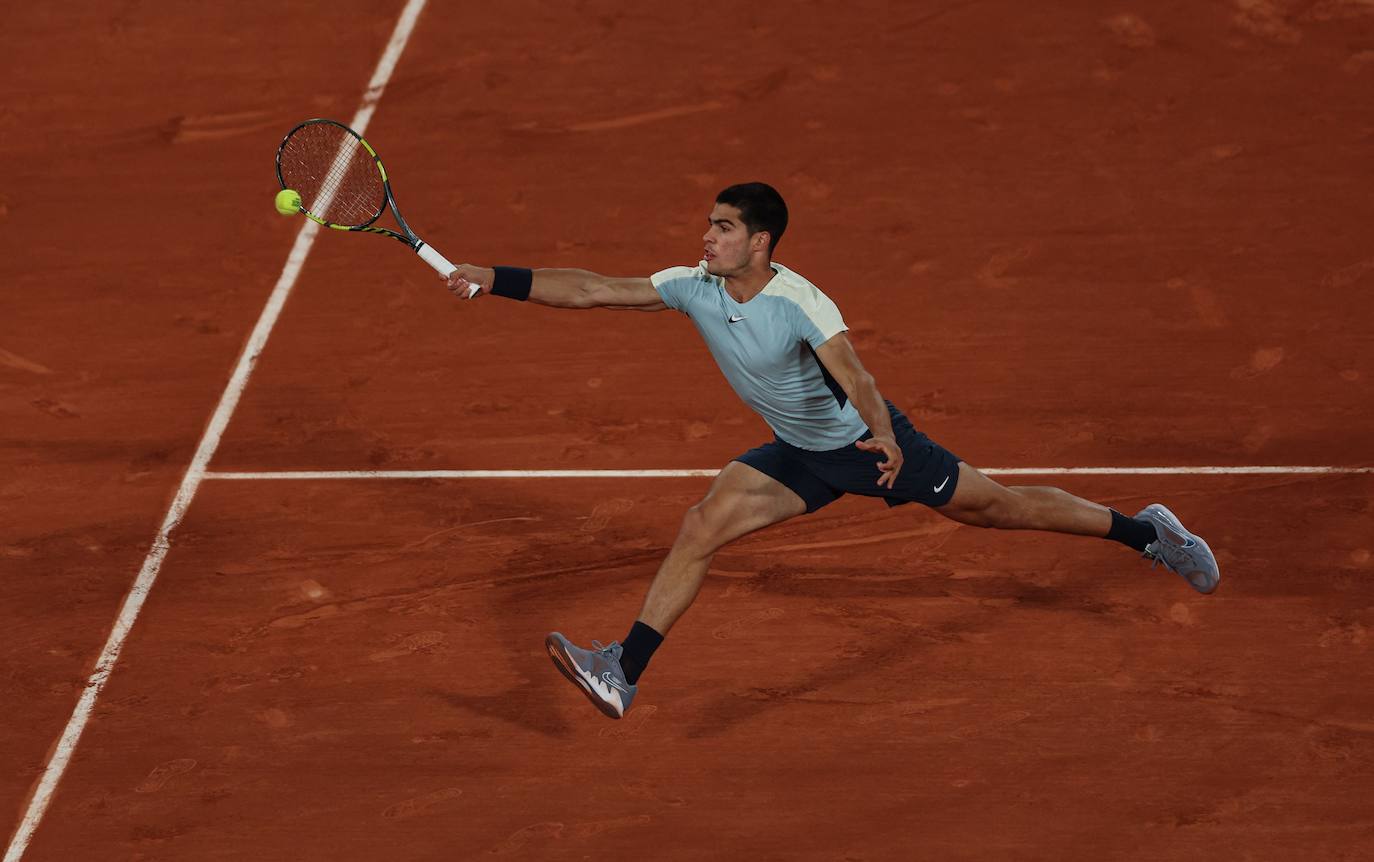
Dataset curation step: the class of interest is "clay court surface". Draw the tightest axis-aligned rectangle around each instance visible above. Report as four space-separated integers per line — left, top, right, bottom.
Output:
3 2 1373 859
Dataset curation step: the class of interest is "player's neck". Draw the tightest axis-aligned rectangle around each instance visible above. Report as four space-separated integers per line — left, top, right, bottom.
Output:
723 259 776 303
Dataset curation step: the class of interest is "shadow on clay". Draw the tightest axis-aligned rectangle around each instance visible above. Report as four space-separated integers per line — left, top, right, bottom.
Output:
428 678 574 738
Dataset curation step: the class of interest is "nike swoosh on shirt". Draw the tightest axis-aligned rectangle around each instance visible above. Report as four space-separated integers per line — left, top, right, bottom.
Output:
727 315 746 323
933 476 949 493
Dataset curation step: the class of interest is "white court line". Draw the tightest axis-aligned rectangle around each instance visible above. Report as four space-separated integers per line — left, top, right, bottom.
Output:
2 3 432 859
202 465 1374 480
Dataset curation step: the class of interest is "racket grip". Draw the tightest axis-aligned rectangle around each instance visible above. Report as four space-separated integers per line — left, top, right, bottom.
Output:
417 242 479 298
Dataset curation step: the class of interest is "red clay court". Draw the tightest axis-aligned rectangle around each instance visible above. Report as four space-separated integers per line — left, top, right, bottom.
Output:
3 2 1373 859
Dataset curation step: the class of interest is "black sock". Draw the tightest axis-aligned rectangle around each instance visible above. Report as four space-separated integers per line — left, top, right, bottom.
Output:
619 621 664 686
1106 508 1156 552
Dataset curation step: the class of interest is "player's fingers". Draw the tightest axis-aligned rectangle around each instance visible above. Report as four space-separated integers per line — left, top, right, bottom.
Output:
447 278 481 298
879 457 901 487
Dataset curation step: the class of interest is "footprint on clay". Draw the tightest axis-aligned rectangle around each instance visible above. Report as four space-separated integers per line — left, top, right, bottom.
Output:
684 421 712 441
201 673 256 695
712 607 784 640
582 499 635 533
567 101 725 133
0 347 52 374
619 779 686 807
1102 12 1156 48
599 704 658 739
382 787 463 821
722 578 762 598
135 758 197 794
1240 423 1276 454
1230 0 1302 44
1230 346 1285 379
855 697 968 727
1345 50 1374 74
1321 258 1374 290
489 821 564 855
1169 602 1196 627
1165 278 1230 329
172 110 283 144
975 244 1034 288
1135 724 1163 743
369 631 446 662
31 398 79 419
568 814 653 839
299 579 333 602
1318 623 1368 648
950 710 1032 740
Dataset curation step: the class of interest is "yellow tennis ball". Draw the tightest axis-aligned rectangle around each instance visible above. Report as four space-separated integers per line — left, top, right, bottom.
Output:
274 188 302 216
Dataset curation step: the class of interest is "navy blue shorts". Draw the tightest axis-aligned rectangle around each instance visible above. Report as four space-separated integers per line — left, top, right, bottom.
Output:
734 402 961 513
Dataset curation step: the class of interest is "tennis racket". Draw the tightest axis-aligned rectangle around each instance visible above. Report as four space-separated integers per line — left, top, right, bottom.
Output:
275 118 478 297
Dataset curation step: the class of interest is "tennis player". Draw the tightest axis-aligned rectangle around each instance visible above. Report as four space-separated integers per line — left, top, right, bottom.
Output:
442 183 1220 720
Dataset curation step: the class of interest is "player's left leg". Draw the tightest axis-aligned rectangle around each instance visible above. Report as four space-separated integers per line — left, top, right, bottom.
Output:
936 462 1113 535
936 462 1219 593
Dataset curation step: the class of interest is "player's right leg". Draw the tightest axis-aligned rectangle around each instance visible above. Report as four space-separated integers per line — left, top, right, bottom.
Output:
634 459 809 635
545 459 812 718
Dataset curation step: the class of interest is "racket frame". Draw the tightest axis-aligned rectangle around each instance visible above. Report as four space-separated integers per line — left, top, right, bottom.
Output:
275 118 461 283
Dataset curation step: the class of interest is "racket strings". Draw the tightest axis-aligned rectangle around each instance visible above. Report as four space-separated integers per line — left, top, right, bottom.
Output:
279 123 385 227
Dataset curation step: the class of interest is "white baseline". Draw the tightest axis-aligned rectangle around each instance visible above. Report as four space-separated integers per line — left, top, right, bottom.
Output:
203 465 1374 480
2 2 433 859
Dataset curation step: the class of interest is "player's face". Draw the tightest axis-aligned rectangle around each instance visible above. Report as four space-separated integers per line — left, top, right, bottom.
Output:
703 203 764 276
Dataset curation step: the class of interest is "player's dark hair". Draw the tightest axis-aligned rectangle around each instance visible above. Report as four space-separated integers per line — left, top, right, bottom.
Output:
716 182 788 254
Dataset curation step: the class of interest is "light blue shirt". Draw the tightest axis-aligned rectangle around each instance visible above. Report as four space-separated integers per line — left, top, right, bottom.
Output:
651 262 866 451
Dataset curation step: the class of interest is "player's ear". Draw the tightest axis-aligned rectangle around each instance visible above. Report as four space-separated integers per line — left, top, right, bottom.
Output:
753 231 770 252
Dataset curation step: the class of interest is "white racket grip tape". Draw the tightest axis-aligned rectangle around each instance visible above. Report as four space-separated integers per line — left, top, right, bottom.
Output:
417 242 479 298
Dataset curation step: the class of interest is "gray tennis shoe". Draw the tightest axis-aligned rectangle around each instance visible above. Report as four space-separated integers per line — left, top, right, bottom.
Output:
1136 503 1220 594
545 632 637 719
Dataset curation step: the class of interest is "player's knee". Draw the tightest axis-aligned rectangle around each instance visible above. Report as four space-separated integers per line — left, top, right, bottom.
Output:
954 494 1025 530
984 491 1036 530
961 503 1005 530
676 503 725 554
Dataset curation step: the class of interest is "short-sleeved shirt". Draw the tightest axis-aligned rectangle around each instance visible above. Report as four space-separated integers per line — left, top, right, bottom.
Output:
650 261 867 451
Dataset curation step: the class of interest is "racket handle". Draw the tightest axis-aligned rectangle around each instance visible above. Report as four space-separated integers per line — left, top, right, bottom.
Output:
417 242 480 299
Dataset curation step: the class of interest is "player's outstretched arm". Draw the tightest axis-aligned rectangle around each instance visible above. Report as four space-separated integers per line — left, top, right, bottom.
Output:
442 266 666 311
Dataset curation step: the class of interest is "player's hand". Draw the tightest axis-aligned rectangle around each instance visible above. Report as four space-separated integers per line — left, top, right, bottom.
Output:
443 264 494 299
856 435 903 489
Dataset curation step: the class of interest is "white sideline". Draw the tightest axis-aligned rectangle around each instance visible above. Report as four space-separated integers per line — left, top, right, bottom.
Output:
1 2 432 859
202 466 1374 480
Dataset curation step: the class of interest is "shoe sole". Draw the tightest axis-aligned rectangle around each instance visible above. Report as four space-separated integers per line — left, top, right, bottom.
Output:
1141 504 1220 595
1185 533 1220 594
544 633 624 720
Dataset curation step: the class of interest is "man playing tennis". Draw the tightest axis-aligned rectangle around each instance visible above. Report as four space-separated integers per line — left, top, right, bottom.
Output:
442 182 1220 720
